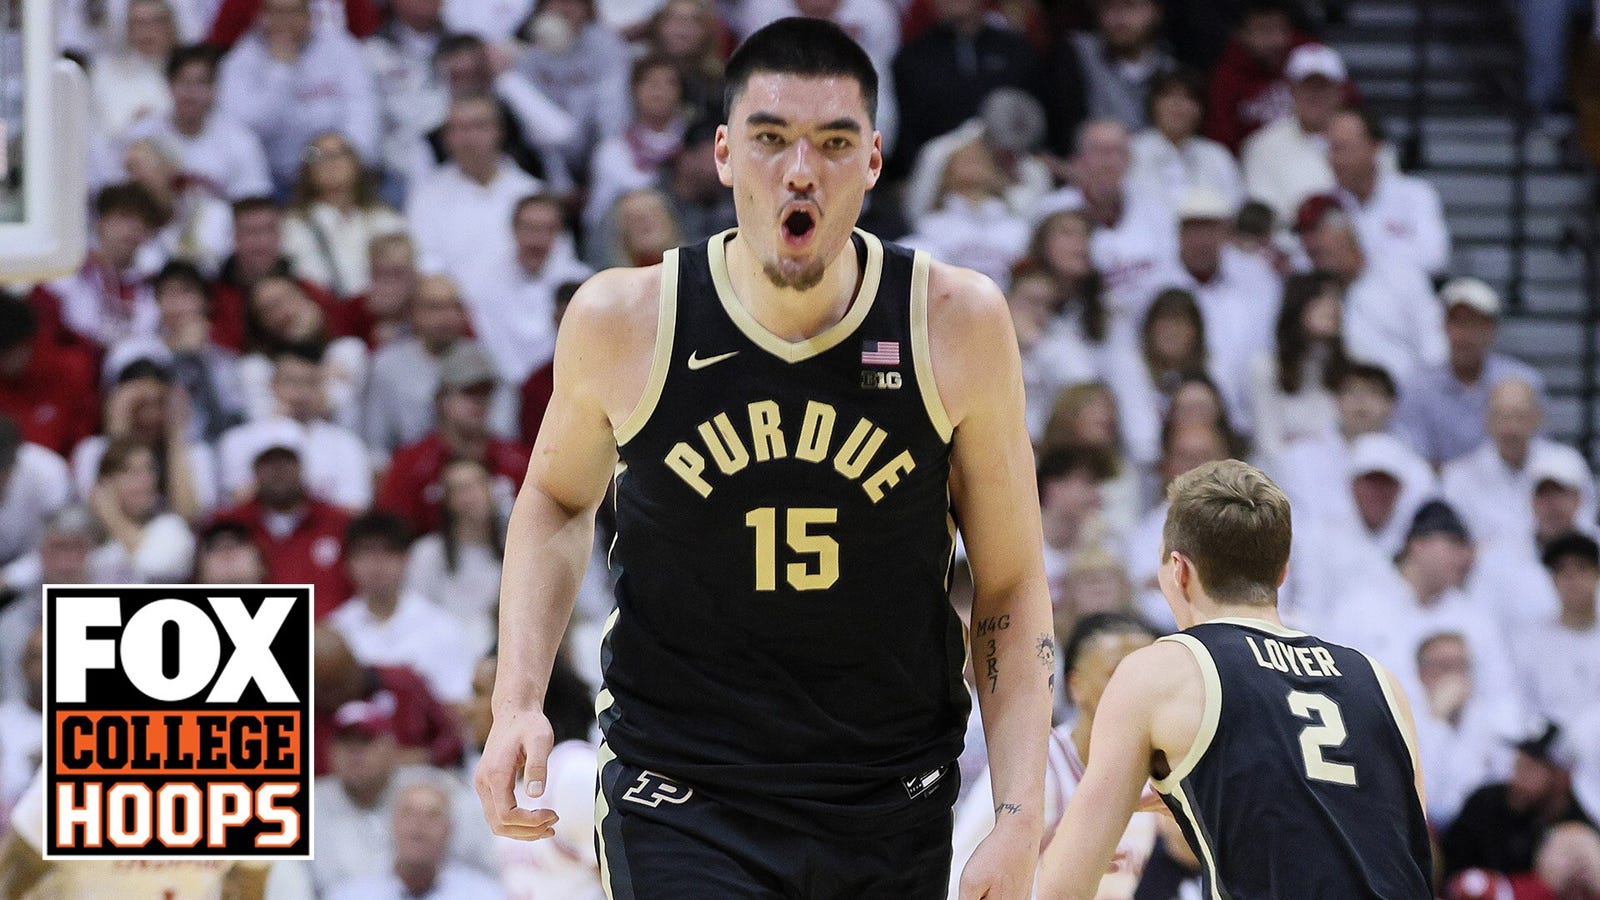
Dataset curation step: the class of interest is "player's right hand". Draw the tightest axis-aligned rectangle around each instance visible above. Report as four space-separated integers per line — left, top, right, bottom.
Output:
474 708 561 840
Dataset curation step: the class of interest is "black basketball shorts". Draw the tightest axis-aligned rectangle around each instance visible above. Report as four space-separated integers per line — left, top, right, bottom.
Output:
594 751 954 899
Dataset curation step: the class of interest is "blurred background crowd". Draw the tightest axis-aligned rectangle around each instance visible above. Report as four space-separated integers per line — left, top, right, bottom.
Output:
0 0 1598 897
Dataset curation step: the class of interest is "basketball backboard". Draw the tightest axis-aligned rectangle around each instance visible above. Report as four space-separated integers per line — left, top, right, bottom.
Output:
0 0 88 281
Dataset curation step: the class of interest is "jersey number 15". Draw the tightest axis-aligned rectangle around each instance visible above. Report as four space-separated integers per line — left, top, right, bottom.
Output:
745 507 839 591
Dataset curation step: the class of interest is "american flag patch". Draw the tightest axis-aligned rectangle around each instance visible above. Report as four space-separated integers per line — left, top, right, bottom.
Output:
861 340 900 366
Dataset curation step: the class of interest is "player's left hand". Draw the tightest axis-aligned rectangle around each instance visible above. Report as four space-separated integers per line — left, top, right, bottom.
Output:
957 822 1040 900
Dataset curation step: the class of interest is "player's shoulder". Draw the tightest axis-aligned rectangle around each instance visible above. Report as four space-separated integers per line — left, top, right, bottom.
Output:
922 256 1009 324
557 263 667 354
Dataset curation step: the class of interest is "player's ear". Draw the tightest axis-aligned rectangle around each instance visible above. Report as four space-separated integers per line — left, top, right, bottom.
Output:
714 124 734 188
865 131 883 190
1275 563 1289 589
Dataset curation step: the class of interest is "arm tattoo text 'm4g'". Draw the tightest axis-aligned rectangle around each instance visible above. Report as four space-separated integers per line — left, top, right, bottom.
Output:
976 615 1010 694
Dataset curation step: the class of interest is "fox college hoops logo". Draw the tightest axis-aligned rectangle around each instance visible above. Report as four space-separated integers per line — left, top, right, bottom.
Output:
42 585 313 859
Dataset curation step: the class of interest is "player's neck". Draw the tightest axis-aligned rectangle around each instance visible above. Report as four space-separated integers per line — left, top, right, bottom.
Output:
1189 600 1286 629
723 233 862 342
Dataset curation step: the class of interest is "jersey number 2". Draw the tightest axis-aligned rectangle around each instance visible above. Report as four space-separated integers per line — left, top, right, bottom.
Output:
1287 690 1358 786
745 507 838 591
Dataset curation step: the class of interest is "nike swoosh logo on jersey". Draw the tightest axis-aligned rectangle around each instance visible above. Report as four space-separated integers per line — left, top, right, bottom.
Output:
687 350 739 370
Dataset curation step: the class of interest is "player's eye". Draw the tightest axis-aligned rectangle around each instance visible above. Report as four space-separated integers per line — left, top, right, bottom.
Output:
754 132 784 146
822 136 852 151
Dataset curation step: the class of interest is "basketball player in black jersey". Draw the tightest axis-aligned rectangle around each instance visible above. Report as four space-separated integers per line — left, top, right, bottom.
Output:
1037 460 1434 899
474 18 1054 899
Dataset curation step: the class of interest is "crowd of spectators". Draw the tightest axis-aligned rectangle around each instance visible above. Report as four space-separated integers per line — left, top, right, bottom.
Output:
0 0 1597 897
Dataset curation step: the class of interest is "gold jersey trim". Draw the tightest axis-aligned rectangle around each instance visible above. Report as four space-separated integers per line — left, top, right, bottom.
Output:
1361 651 1423 787
706 228 884 363
1152 633 1222 794
910 250 953 443
614 250 681 446
1167 780 1225 900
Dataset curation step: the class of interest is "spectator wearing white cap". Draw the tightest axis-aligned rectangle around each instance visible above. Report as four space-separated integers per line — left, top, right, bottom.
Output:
1297 193 1446 383
1321 500 1521 711
1466 434 1595 628
1327 108 1451 276
1129 69 1245 212
217 352 373 512
1395 277 1546 466
1169 185 1280 425
1510 534 1600 732
1283 430 1437 625
1442 379 1583 546
1410 631 1522 828
1241 43 1346 226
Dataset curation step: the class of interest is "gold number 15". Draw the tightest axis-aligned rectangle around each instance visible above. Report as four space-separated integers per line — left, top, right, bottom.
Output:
744 507 839 591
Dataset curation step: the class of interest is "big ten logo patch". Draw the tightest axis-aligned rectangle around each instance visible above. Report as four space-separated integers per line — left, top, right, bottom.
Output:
42 585 313 860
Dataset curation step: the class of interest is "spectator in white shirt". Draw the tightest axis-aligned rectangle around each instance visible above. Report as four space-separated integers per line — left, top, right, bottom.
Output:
237 274 370 428
1247 270 1346 464
361 276 472 459
330 780 507 900
220 352 373 511
1467 441 1598 630
456 194 591 384
1106 288 1230 467
0 418 72 577
582 54 690 242
902 136 1032 289
409 33 580 191
1328 108 1451 277
403 459 504 660
215 0 382 187
59 0 211 57
1041 119 1181 335
514 0 633 161
89 0 179 139
0 507 100 704
1038 383 1144 538
1271 362 1406 530
329 512 477 704
1512 534 1600 731
1323 500 1521 708
406 95 543 278
1297 194 1446 382
1442 379 1580 546
443 0 536 42
125 45 274 200
365 0 448 179
1171 186 1280 426
1241 43 1346 226
40 184 164 350
1130 69 1244 211
1008 271 1098 438
87 436 197 583
1396 277 1546 465
1019 208 1114 370
0 626 40 814
283 132 406 298
122 138 235 276
902 92 1053 226
1412 631 1521 828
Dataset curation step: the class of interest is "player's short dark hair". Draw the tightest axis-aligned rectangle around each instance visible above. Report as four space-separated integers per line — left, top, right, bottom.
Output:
0 289 38 351
1333 361 1397 399
1062 612 1158 677
1036 445 1116 495
1542 531 1600 571
231 195 281 219
723 18 878 124
95 183 164 228
1163 460 1293 606
344 511 413 555
167 43 220 81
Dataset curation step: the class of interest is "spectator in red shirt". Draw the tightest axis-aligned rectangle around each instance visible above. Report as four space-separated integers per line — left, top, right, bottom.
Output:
0 293 98 457
313 624 462 775
379 342 528 535
212 424 353 616
1204 0 1316 153
206 0 382 49
211 197 349 350
517 279 582 446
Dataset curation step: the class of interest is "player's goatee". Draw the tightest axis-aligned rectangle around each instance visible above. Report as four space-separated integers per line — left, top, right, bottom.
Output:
763 260 826 291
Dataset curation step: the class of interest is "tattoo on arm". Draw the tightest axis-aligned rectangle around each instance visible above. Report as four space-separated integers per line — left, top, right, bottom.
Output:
1038 633 1056 690
995 802 1023 815
976 615 1009 694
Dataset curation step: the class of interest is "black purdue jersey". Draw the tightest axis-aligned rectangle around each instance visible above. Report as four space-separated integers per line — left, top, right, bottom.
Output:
1156 619 1434 899
600 229 968 834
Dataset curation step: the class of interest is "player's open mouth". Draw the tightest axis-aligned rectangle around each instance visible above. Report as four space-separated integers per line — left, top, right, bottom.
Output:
781 207 816 248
